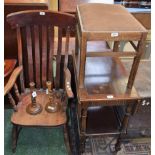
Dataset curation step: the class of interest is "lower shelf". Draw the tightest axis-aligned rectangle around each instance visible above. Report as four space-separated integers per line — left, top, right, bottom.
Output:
86 106 121 135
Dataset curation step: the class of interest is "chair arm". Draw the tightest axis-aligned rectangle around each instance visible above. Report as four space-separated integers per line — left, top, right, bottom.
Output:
64 68 74 98
4 66 23 96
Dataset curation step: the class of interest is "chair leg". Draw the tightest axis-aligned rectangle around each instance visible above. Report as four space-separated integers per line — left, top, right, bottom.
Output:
12 124 21 153
12 124 18 153
63 124 72 155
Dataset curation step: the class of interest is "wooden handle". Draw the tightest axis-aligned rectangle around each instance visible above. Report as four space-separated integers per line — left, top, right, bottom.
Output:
4 66 23 96
64 68 74 98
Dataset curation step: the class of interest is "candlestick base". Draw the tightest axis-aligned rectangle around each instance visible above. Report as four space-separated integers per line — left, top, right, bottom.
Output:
26 103 42 115
45 102 59 113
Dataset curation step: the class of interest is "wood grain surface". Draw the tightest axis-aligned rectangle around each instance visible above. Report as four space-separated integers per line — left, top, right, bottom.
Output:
11 92 67 126
4 59 17 78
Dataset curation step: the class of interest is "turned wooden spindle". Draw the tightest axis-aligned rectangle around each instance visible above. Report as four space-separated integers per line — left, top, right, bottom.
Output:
29 82 36 105
46 81 53 103
45 81 60 113
13 83 21 102
8 92 17 112
46 81 53 92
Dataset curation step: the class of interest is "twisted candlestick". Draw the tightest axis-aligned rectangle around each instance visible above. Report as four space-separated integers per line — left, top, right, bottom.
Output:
45 81 59 113
26 82 42 115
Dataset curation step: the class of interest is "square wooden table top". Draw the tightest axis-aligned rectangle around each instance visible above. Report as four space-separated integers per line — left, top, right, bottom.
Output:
77 3 147 33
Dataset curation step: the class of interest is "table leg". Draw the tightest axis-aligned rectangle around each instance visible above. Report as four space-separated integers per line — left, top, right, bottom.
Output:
75 27 79 55
80 106 88 133
79 104 88 153
115 104 133 152
79 36 87 88
127 33 147 89
113 41 120 52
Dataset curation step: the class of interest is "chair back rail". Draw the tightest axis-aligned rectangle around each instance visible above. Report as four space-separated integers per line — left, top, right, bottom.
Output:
7 10 76 91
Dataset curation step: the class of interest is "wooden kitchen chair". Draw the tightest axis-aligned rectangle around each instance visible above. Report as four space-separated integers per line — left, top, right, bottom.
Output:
6 10 76 154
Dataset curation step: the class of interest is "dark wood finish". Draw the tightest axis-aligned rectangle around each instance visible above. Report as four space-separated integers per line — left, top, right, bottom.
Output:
113 41 120 52
4 59 17 99
56 28 63 89
16 28 25 92
42 25 48 88
59 0 151 43
127 33 147 89
75 4 148 153
73 53 141 153
6 10 76 153
76 57 139 101
4 0 49 59
26 82 43 115
74 39 150 141
76 3 147 88
26 26 34 83
4 64 22 111
86 106 120 134
59 0 151 31
8 92 18 112
12 124 18 153
48 26 54 82
132 12 151 30
11 92 67 126
86 51 136 57
34 25 41 88
7 10 76 91
4 66 23 96
65 69 74 98
13 83 21 101
4 59 17 78
64 28 70 69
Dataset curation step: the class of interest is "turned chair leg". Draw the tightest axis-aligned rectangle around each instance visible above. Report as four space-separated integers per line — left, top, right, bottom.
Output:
12 124 18 153
63 124 72 155
12 124 21 153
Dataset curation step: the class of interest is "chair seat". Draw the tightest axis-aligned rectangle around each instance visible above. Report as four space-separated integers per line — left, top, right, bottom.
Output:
11 91 67 127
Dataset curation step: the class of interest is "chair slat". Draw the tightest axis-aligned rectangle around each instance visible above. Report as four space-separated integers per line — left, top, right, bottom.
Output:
64 27 70 70
26 26 34 83
17 28 25 92
7 11 76 91
34 25 41 88
41 25 47 88
55 27 62 89
48 26 54 82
